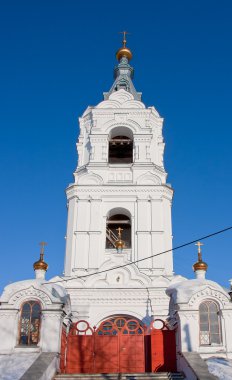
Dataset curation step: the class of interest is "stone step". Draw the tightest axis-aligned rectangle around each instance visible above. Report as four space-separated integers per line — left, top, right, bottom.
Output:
54 373 185 380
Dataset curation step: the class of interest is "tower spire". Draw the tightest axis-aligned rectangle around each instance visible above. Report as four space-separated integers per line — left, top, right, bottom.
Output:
104 32 141 101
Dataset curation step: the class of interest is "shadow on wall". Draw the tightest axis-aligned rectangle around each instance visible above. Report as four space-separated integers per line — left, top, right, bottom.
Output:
141 288 154 327
183 323 192 351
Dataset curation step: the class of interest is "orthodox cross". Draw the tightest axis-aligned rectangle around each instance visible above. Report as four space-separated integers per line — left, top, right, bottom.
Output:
116 227 123 238
39 241 47 259
195 241 203 261
119 31 130 47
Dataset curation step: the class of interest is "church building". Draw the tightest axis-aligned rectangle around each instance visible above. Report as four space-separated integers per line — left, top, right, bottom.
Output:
0 36 232 380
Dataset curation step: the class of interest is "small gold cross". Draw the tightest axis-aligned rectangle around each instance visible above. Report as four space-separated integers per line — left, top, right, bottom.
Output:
39 241 47 256
195 241 203 254
195 241 203 261
119 31 130 47
116 227 123 238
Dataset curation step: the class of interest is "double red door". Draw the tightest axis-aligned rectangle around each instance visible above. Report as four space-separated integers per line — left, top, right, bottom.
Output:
61 317 176 374
64 317 145 374
94 332 145 373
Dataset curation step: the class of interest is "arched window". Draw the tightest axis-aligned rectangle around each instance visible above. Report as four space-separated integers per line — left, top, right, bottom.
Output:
19 301 41 346
199 301 221 345
106 214 131 249
109 135 133 164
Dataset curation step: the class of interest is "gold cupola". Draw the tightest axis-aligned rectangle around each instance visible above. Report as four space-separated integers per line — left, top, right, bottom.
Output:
193 241 208 273
116 31 133 62
115 227 125 252
33 241 48 273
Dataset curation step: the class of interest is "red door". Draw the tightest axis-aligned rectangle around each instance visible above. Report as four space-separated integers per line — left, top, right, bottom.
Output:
66 335 94 373
120 334 145 373
94 335 119 373
95 317 145 373
150 322 177 372
61 317 146 374
65 321 94 374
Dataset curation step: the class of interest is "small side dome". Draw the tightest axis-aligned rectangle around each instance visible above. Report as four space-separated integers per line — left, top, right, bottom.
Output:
193 260 208 272
33 257 48 271
33 242 48 272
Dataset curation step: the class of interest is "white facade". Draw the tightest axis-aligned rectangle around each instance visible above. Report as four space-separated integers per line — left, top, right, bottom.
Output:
64 89 173 278
0 45 232 374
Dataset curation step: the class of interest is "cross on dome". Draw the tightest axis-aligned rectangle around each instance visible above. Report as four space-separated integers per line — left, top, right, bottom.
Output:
33 241 48 273
116 227 123 238
39 241 47 256
193 241 208 274
195 241 203 254
119 31 130 47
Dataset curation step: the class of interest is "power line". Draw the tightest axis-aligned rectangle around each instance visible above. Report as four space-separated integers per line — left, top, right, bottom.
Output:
50 226 232 283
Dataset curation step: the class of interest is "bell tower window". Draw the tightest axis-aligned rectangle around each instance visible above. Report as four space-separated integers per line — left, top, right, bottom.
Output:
109 135 133 164
106 213 131 249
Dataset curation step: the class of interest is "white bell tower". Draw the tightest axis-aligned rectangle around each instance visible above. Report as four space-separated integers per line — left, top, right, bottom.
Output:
64 39 174 280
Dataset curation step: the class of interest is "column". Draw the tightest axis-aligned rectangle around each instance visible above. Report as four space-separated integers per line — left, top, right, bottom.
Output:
41 310 64 352
0 309 18 353
64 195 78 276
136 199 152 268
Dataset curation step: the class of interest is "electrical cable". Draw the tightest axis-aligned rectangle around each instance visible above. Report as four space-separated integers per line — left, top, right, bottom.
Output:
49 225 232 283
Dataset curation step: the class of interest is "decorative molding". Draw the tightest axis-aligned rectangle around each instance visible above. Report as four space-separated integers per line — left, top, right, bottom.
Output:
77 172 103 185
42 313 63 320
9 286 52 306
189 287 229 307
96 90 146 110
0 312 17 319
136 172 161 185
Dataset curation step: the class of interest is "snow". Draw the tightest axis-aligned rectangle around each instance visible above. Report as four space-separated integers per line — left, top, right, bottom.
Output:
166 278 229 304
0 353 39 380
206 357 232 380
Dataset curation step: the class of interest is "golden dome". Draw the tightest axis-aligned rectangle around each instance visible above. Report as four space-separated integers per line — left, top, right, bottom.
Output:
116 31 133 62
115 238 125 250
33 242 48 271
116 47 133 62
115 227 125 251
33 256 48 271
193 241 208 272
193 260 208 272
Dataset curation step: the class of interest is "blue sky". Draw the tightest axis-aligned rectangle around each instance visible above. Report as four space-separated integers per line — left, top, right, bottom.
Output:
0 0 232 292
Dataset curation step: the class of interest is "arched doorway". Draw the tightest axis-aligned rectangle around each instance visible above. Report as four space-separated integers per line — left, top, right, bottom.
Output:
63 316 145 374
61 316 177 374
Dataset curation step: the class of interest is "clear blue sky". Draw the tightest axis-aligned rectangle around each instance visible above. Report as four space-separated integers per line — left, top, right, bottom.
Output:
0 0 232 292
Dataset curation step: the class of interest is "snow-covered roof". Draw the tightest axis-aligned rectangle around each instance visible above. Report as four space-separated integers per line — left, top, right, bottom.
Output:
166 278 230 305
0 278 68 306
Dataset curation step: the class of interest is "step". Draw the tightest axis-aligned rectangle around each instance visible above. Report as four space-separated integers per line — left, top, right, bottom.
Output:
54 373 185 380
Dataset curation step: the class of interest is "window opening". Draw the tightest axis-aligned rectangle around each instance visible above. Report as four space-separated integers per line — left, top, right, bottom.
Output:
199 300 221 345
109 135 133 164
106 214 131 249
19 301 41 346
